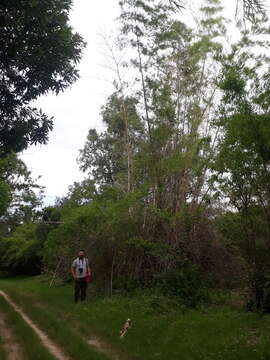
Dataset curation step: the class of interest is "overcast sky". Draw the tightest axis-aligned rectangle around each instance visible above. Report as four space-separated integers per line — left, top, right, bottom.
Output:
20 0 255 204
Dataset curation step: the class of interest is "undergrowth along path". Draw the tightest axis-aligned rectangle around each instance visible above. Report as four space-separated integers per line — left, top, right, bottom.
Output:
0 290 70 360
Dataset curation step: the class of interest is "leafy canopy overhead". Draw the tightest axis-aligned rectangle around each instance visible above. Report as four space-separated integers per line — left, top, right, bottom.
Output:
0 0 85 154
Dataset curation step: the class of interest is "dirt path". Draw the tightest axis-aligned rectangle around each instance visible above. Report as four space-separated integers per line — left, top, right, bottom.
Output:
0 309 23 360
0 290 70 360
0 290 133 360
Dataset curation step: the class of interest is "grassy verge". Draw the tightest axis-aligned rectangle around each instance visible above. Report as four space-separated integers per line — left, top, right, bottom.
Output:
0 296 55 360
0 279 110 360
1 276 270 360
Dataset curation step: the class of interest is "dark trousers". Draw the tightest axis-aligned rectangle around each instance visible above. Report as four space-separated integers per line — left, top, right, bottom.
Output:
74 278 87 303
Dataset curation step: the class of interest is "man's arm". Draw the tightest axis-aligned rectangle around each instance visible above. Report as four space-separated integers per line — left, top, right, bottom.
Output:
70 265 76 280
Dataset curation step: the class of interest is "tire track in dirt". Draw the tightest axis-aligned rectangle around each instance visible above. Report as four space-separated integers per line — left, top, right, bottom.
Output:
0 290 70 360
0 309 23 360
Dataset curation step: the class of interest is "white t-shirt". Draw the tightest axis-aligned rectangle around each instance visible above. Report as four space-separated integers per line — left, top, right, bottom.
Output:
72 257 89 279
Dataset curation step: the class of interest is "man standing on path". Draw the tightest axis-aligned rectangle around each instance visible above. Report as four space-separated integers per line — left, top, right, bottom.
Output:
71 250 91 303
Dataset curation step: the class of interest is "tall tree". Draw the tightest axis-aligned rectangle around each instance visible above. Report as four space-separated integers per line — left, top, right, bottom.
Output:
0 0 85 154
119 0 226 213
0 154 43 235
214 17 270 310
78 93 143 190
77 0 230 277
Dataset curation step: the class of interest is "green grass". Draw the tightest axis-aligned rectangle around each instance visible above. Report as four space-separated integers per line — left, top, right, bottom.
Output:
0 335 6 360
0 278 111 360
1 276 270 360
0 296 55 360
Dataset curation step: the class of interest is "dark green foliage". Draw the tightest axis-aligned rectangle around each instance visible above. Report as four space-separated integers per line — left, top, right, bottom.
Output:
154 262 210 308
0 180 10 216
213 19 270 310
0 223 46 275
42 206 62 223
0 0 85 153
219 69 246 99
247 272 270 313
43 189 145 286
78 93 143 188
0 204 66 275
216 210 270 312
217 210 270 310
64 179 97 206
0 154 44 235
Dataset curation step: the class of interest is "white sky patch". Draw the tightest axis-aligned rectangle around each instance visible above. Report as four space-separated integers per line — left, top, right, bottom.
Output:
20 0 265 204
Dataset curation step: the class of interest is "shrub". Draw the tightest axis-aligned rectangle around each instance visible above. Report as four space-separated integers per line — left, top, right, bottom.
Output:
155 262 210 308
